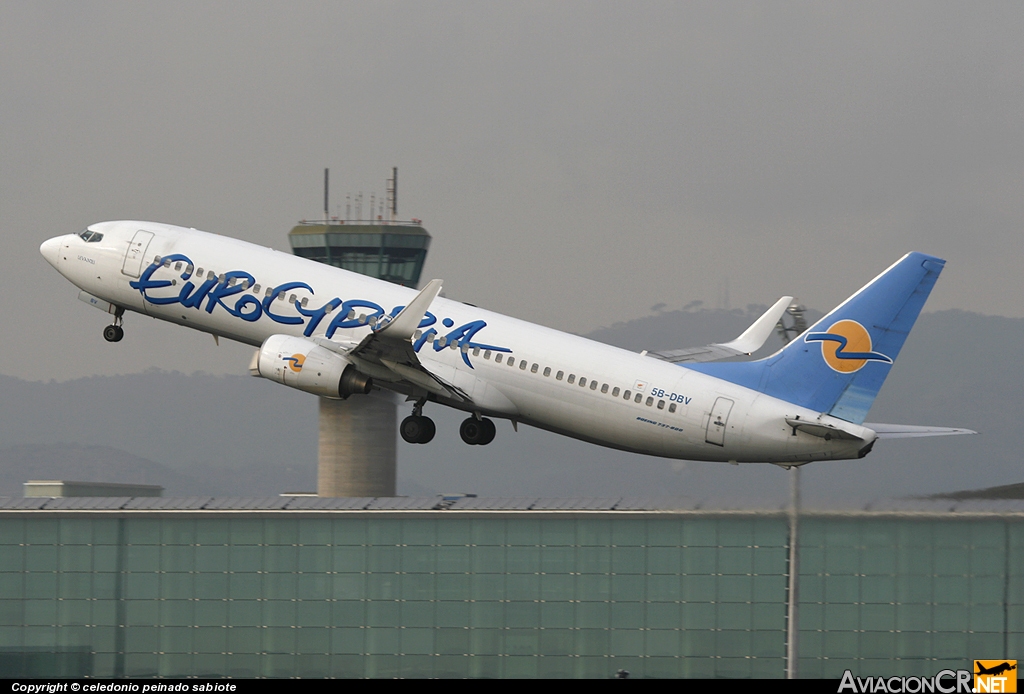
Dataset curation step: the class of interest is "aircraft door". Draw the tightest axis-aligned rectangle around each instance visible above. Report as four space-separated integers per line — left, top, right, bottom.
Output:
705 397 734 447
121 230 155 278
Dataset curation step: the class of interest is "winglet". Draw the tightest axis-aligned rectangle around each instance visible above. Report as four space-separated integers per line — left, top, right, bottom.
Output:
375 279 443 340
646 295 795 364
716 296 794 355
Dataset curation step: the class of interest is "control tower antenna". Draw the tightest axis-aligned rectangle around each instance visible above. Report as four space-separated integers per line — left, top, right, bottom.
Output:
323 168 329 222
386 167 398 222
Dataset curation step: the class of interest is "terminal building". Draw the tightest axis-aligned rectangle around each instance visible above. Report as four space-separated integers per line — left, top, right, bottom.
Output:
0 497 1020 679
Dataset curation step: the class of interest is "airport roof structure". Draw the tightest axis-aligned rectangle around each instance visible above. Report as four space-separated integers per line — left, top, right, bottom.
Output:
2 496 1024 515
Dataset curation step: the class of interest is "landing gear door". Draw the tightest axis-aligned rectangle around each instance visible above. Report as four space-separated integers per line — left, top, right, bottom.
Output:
705 397 734 447
121 230 155 278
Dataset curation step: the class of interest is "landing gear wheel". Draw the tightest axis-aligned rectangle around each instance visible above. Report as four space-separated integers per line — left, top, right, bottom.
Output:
460 416 496 446
400 415 436 444
103 325 124 343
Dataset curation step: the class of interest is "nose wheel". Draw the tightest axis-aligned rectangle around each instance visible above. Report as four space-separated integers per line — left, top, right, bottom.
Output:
102 325 124 342
103 308 125 342
460 416 496 445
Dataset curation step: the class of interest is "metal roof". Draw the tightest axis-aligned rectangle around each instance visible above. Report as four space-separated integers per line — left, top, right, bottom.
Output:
0 496 1022 517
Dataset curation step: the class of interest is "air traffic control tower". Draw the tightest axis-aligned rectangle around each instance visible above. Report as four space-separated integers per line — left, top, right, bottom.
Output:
288 168 430 496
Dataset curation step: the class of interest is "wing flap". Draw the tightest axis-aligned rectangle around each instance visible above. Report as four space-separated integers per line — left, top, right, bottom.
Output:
311 279 471 403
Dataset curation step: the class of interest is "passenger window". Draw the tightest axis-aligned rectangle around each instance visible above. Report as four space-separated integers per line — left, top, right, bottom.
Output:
186 264 194 274
657 400 665 410
623 389 631 400
543 367 551 377
461 344 469 353
612 387 620 397
635 393 642 403
278 292 286 302
600 384 608 393
265 287 273 297
495 354 503 363
174 262 182 271
208 271 216 280
197 268 204 276
590 381 598 391
508 358 516 367
556 370 564 380
520 361 527 370
531 363 538 373
484 350 492 360
451 341 459 350
669 403 677 413
646 397 654 406
348 309 356 319
414 330 422 340
218 273 225 282
579 378 587 387
164 259 172 268
325 303 333 313
301 297 308 307
359 314 367 324
252 283 260 294
288 294 296 303
567 374 575 384
369 316 378 327
473 347 480 357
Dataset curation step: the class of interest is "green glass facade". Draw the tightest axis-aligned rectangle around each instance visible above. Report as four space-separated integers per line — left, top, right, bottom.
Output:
0 510 1020 679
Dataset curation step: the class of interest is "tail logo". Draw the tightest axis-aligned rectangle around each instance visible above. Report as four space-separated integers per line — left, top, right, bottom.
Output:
284 354 305 373
804 319 893 373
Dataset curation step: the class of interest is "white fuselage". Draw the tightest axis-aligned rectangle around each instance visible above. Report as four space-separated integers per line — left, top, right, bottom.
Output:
41 221 873 464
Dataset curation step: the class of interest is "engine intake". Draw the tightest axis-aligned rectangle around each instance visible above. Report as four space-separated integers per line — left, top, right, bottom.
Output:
253 334 373 399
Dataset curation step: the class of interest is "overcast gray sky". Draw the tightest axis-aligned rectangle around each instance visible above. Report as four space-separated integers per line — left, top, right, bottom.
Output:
3 1 1022 382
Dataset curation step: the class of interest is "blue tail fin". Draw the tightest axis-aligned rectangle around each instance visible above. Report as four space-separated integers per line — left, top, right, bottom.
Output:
687 253 945 424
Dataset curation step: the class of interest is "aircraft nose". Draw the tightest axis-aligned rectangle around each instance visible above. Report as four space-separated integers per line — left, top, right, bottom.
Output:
39 236 63 269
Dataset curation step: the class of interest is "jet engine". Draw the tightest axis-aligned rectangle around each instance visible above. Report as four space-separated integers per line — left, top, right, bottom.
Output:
253 334 372 399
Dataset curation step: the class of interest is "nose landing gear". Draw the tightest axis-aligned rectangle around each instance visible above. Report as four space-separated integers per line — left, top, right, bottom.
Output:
460 416 496 446
103 307 125 343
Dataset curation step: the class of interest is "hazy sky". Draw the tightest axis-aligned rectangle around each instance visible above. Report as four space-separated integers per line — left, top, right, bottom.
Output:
3 2 1023 382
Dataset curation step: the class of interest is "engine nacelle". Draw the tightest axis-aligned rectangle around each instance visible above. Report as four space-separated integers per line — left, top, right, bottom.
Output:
253 334 373 399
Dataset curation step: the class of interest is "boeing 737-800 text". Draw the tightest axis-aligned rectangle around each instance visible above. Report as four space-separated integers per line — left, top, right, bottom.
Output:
40 221 973 465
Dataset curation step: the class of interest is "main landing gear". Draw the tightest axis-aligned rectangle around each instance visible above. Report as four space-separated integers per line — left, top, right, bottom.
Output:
103 307 125 343
399 402 497 446
400 400 435 444
460 416 495 446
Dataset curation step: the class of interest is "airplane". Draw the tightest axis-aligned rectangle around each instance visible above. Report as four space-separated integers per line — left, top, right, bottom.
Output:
39 221 974 466
975 662 1017 677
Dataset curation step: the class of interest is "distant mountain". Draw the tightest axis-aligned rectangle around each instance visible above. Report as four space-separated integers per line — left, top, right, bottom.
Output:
0 309 1016 506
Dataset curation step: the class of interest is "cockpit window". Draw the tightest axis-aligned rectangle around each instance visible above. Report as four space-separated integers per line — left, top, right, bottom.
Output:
79 230 103 243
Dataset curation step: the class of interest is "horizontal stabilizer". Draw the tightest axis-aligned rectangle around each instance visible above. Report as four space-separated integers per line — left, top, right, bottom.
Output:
864 423 977 439
786 415 873 441
648 296 794 364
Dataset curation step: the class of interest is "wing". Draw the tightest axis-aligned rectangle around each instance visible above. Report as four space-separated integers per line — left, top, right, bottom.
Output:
646 296 794 364
311 279 471 402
